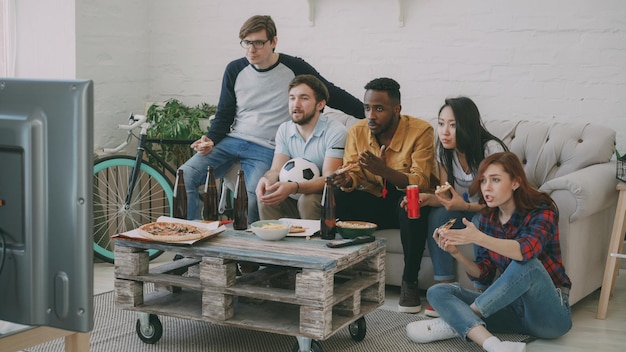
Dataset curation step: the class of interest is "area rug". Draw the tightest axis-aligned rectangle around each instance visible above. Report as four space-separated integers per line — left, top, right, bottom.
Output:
28 291 533 351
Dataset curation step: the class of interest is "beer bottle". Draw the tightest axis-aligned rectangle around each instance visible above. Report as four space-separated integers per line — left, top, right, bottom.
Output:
173 169 188 219
233 169 248 230
203 166 219 221
320 177 336 240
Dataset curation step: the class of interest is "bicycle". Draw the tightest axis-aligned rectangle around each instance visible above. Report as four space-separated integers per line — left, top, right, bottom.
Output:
93 114 196 263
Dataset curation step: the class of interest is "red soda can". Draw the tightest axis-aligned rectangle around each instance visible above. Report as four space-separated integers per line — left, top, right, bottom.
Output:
406 185 420 219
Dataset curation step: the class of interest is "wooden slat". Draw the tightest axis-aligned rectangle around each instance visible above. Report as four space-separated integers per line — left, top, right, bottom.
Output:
115 232 385 270
151 257 201 274
118 273 201 290
125 288 383 340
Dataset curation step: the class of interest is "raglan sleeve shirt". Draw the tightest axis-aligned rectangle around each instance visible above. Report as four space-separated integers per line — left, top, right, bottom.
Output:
207 54 363 146
207 58 249 144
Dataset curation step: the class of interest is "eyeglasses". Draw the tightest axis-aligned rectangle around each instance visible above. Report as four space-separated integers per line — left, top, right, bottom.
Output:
240 39 270 49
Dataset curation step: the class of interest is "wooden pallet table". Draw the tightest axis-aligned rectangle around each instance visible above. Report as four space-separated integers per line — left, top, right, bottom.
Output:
114 231 386 351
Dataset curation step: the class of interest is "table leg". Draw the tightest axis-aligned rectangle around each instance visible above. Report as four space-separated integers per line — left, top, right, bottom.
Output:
63 331 89 352
597 189 626 319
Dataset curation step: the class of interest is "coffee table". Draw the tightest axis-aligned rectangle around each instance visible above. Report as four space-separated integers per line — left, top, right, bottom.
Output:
114 230 385 351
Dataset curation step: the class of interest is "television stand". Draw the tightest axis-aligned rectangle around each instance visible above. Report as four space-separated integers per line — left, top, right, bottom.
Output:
0 325 89 352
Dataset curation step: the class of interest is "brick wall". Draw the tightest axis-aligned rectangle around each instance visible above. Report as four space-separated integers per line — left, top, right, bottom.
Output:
74 0 626 153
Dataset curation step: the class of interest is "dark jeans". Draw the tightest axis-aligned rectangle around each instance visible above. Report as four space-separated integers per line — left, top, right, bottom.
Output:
334 183 429 284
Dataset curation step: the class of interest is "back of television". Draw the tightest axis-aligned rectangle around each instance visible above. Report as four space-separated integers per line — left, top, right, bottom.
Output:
0 79 94 346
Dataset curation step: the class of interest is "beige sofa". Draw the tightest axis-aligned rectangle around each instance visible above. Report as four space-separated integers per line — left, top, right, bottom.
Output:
324 108 618 305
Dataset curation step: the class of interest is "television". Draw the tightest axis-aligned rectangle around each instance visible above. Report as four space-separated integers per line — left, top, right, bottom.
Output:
0 78 94 332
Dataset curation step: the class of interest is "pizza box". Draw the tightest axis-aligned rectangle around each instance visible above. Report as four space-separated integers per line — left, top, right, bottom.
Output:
114 216 227 244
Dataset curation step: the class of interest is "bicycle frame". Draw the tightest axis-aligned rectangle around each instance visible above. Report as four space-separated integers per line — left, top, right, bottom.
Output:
113 114 196 209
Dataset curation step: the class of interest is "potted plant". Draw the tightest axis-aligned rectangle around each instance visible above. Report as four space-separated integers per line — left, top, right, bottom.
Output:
146 99 217 168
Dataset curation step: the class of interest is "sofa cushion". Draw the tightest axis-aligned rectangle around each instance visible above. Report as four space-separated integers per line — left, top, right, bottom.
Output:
374 229 403 253
486 120 615 187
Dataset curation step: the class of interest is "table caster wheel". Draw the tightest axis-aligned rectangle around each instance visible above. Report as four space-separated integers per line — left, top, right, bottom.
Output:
291 339 323 352
348 316 366 342
135 314 163 344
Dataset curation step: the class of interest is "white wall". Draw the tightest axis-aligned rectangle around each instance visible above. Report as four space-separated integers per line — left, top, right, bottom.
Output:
13 0 75 78
76 0 150 148
74 0 626 153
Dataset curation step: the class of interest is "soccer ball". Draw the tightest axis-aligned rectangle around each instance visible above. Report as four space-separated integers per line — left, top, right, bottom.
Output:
279 157 321 200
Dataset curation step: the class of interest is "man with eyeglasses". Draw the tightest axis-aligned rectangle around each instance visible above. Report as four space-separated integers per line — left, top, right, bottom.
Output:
181 15 364 224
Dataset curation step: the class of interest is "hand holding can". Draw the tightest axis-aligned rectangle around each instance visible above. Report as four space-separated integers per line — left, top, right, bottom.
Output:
406 185 420 219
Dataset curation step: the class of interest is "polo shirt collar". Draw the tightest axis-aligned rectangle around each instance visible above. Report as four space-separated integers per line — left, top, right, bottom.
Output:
288 114 328 141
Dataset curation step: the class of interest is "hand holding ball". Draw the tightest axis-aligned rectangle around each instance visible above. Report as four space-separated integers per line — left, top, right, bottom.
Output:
279 158 320 200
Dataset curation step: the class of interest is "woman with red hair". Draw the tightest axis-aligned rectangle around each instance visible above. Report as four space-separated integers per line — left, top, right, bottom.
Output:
406 152 572 352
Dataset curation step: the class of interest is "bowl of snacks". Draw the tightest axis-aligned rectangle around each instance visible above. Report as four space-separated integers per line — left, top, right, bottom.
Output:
336 220 377 239
250 220 292 241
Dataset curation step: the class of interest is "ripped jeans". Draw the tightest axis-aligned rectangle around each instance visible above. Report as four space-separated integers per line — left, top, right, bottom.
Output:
426 258 572 340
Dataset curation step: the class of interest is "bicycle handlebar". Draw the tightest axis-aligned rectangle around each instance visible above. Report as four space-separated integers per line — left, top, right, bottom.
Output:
102 140 129 154
101 113 148 154
118 114 148 130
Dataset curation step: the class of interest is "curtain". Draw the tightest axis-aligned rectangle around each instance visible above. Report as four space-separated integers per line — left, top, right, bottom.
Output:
0 0 16 77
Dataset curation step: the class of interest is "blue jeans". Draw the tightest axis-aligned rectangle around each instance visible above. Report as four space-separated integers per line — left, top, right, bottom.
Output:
427 206 476 281
179 136 274 222
427 258 572 340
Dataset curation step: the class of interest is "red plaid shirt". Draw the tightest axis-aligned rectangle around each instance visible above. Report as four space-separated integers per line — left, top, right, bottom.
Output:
472 207 572 289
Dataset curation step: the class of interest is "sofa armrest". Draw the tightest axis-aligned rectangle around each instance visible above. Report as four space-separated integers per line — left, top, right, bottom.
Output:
540 162 618 222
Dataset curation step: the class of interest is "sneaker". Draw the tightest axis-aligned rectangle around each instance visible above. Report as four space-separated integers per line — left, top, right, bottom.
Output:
406 318 457 343
424 305 440 318
398 281 421 313
490 341 526 352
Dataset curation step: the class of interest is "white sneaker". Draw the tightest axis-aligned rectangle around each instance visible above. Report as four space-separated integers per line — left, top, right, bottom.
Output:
491 341 526 352
406 318 457 343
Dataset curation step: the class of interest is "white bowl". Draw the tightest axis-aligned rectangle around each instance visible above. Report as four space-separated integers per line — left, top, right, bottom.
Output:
250 220 291 241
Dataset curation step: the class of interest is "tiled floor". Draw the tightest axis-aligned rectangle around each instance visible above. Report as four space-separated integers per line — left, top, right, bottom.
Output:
91 251 626 352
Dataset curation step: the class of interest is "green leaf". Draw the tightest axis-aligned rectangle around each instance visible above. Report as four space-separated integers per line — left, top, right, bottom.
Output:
144 99 217 167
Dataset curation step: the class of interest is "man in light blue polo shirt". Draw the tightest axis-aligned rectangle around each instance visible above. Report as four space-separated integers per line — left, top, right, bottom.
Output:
255 74 347 219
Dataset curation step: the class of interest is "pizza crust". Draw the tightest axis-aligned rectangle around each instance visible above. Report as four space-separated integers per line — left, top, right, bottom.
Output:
435 182 453 199
335 162 358 175
438 218 457 232
289 225 306 234
138 222 210 242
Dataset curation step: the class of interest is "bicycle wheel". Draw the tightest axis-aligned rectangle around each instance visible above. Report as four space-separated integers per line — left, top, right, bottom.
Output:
93 155 173 263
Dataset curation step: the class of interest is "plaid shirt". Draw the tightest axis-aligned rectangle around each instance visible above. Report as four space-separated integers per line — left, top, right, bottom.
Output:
472 207 572 289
